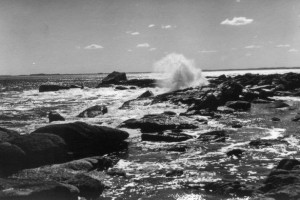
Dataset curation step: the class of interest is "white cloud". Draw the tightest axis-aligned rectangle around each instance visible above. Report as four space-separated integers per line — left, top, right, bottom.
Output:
84 44 103 50
131 32 140 35
127 49 132 52
149 48 157 51
148 24 155 28
288 48 299 53
221 17 253 26
136 43 150 48
276 44 291 48
245 45 262 49
236 0 241 2
161 25 172 29
246 53 252 56
199 50 217 53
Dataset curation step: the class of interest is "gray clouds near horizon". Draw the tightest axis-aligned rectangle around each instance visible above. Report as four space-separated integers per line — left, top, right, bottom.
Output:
0 0 300 75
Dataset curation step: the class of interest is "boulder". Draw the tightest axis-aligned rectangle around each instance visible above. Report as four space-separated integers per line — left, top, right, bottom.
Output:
119 113 197 133
77 105 108 118
39 85 70 92
138 90 154 99
268 100 289 108
32 121 129 158
10 133 68 169
0 142 26 175
97 71 127 87
65 173 105 199
49 111 65 123
258 159 300 199
225 101 251 111
142 132 193 142
226 149 245 158
166 169 184 177
0 127 20 142
0 178 79 200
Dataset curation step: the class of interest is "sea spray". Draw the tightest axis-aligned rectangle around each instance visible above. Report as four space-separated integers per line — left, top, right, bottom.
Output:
153 53 208 91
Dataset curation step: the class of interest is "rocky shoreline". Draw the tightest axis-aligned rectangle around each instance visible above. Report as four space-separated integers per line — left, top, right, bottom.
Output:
1 71 300 199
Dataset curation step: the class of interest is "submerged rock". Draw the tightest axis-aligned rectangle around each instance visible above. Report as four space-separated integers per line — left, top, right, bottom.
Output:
198 130 228 142
119 113 198 133
49 111 65 122
77 105 108 118
249 139 288 148
268 100 290 108
226 149 245 158
142 132 193 142
204 180 254 197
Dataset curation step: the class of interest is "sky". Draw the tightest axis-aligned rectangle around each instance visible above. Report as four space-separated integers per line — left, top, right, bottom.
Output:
1 0 300 75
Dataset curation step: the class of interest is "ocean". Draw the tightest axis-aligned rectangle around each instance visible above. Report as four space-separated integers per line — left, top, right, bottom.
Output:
1 69 300 135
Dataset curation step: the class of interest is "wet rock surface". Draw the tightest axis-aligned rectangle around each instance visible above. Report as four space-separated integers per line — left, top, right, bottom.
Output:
77 105 108 118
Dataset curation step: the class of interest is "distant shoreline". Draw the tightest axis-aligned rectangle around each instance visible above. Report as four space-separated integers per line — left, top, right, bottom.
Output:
1 66 300 76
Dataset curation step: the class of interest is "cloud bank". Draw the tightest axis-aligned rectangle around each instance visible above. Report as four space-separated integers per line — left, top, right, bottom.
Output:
245 45 262 49
221 17 253 26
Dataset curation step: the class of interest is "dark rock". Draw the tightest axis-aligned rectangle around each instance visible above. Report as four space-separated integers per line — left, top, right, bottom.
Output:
271 117 281 122
77 105 108 118
227 149 245 158
198 130 227 142
225 101 251 111
129 86 136 89
0 142 26 175
249 139 287 148
242 89 259 101
39 85 70 92
276 159 300 170
0 127 20 142
166 146 187 152
268 100 290 108
98 71 127 85
138 90 154 99
115 86 128 90
107 168 127 177
166 169 183 177
66 173 104 199
122 79 156 88
0 178 79 200
232 124 243 128
49 111 65 123
10 133 68 169
163 111 177 116
32 121 129 159
189 93 219 111
142 132 193 142
119 113 197 133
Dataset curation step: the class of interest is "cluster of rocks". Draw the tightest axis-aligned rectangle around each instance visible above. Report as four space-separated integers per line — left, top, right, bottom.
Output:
0 122 129 199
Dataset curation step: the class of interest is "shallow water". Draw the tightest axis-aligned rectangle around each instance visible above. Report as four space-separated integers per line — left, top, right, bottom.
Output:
1 70 300 199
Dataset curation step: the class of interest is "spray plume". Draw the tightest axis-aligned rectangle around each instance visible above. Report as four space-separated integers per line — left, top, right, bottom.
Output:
153 53 208 91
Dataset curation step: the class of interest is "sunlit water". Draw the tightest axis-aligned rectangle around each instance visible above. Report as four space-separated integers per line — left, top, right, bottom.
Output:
1 69 300 199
